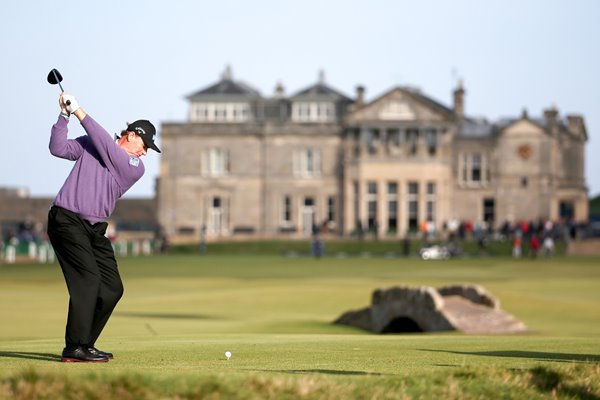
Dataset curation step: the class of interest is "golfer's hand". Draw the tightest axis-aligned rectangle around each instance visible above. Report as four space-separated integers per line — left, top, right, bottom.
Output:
62 93 80 114
58 93 68 115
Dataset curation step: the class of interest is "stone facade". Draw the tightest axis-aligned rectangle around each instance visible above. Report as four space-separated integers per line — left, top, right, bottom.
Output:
157 68 588 242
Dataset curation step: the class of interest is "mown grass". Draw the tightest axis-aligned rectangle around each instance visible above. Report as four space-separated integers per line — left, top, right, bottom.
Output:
0 254 598 399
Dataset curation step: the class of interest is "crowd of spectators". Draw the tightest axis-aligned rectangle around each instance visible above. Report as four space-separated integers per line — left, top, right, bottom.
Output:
434 218 589 258
1 221 47 247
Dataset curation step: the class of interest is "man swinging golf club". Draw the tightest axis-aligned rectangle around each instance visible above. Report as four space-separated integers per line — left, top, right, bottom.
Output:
47 91 160 362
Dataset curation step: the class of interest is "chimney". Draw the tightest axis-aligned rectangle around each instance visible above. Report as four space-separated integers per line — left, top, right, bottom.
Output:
355 85 365 108
318 69 325 84
544 105 559 136
566 115 586 139
221 65 232 81
453 79 465 118
275 81 285 98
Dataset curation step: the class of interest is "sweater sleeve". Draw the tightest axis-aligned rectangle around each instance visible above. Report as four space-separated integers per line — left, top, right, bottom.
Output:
49 116 84 160
80 114 144 188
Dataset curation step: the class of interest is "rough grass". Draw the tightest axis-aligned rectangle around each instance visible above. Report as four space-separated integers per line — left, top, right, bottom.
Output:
1 363 598 399
0 255 598 399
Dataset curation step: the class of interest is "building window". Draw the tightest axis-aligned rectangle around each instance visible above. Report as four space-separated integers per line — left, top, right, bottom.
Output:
327 196 335 222
292 102 335 122
425 129 437 156
367 181 377 230
214 104 227 121
387 182 398 231
191 103 209 120
408 182 419 231
483 198 495 224
202 148 230 177
407 129 418 155
368 129 380 154
426 182 436 222
281 195 292 225
232 104 249 120
296 103 310 120
521 177 528 187
472 154 482 181
459 153 490 187
387 129 402 147
293 148 321 177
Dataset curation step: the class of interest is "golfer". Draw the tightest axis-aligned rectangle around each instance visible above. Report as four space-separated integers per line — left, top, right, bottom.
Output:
47 92 160 362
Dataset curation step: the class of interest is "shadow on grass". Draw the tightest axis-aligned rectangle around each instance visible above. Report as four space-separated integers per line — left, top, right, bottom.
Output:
0 352 61 362
420 349 600 363
114 311 222 320
243 368 391 376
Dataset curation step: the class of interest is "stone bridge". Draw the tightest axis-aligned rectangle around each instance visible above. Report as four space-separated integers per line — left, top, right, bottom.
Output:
334 284 527 334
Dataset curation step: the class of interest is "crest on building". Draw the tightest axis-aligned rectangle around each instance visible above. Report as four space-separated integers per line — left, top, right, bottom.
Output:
517 144 532 160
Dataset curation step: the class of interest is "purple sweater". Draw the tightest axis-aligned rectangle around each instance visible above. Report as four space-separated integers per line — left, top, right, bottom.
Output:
50 115 145 224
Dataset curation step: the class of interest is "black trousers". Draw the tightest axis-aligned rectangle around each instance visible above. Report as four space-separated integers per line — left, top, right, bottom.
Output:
47 206 124 348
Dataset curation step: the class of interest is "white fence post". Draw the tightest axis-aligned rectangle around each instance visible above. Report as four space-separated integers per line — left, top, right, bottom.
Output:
119 240 128 257
28 242 37 258
132 240 140 256
142 239 151 255
5 245 16 264
38 244 47 263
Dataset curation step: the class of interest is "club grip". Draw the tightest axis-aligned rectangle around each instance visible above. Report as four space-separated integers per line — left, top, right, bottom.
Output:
66 100 71 106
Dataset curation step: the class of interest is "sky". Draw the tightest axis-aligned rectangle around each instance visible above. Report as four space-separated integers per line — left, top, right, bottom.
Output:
1 0 599 198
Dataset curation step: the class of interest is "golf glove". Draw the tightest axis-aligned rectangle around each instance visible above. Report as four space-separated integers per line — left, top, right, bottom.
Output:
63 94 80 114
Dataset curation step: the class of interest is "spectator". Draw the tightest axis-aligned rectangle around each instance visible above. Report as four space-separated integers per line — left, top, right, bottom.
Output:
543 235 554 256
401 234 411 257
529 235 540 258
512 233 522 259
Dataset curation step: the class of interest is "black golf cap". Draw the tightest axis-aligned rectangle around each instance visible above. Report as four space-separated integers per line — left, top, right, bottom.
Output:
127 120 161 153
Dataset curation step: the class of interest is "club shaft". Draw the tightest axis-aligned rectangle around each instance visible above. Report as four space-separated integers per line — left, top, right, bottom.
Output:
52 70 64 92
52 70 70 105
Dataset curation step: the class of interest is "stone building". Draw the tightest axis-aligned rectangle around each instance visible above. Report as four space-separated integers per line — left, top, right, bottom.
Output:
157 68 588 242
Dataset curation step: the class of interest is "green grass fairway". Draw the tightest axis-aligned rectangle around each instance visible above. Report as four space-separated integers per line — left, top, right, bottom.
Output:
0 255 599 399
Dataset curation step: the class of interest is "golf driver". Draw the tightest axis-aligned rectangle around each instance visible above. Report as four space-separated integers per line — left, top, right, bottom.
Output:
47 68 70 105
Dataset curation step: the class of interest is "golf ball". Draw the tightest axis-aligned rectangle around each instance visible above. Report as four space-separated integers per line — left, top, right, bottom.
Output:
225 351 232 359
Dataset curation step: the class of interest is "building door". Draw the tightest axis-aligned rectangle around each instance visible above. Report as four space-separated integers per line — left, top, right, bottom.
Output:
559 201 574 219
208 197 223 235
301 197 315 236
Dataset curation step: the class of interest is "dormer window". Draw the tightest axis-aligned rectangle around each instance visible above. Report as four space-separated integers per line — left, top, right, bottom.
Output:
190 103 250 122
292 102 335 122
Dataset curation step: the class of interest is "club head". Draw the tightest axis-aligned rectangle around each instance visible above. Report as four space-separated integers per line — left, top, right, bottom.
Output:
47 69 63 85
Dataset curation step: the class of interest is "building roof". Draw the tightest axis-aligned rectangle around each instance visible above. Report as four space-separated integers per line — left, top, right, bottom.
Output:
402 86 455 116
457 115 555 138
350 86 456 122
187 66 262 100
457 118 495 138
290 70 352 102
187 79 261 99
291 83 352 101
